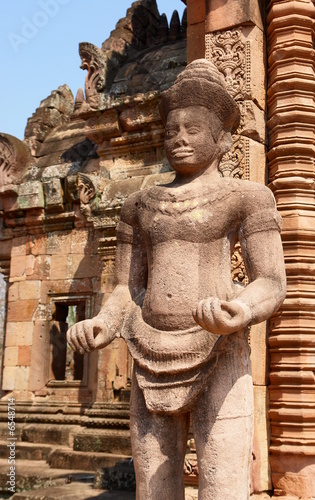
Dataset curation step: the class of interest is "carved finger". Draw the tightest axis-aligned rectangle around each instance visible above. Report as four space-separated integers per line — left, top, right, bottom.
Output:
68 327 82 353
193 299 208 330
201 298 216 330
66 327 77 352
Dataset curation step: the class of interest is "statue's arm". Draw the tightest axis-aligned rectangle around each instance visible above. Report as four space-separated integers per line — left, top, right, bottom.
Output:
193 186 286 335
67 193 147 353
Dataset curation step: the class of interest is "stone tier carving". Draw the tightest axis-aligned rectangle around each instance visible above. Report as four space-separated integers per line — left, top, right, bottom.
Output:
267 1 315 497
24 85 74 157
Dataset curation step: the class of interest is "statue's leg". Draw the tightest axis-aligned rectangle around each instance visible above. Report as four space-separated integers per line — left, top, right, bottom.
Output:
130 374 190 500
192 332 254 500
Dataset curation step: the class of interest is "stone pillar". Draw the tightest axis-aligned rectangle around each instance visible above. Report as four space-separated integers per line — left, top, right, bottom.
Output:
267 0 315 496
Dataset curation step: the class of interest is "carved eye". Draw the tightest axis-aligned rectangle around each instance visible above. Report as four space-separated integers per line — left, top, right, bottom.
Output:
165 129 177 139
187 127 200 134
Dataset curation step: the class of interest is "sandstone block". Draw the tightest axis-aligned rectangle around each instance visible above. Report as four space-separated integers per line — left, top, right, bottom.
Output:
206 0 264 32
119 102 161 132
251 386 271 493
29 321 50 391
32 255 51 280
30 235 47 256
85 110 120 144
10 255 36 279
14 366 30 390
187 23 205 63
8 282 19 302
11 236 30 256
50 255 68 280
187 0 205 25
47 231 71 255
18 181 44 209
250 321 268 386
18 280 41 300
70 229 92 254
68 254 102 279
5 322 33 346
9 255 27 279
3 346 19 367
2 366 16 391
43 178 64 212
18 345 31 366
7 299 38 322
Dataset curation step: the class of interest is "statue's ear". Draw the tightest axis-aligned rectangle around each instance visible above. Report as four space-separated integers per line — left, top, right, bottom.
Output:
218 130 233 156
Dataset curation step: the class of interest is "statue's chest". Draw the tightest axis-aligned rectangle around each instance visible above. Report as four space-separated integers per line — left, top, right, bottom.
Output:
138 195 236 244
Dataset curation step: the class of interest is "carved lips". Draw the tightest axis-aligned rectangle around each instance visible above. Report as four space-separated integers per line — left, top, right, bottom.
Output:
171 148 194 158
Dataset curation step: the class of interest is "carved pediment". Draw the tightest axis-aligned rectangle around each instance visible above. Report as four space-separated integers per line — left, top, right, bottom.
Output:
0 134 32 190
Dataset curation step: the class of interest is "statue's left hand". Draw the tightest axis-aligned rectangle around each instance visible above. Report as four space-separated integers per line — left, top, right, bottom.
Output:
192 297 252 335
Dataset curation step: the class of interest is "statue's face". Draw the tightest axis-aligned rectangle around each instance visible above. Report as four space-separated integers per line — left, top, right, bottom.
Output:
165 106 218 175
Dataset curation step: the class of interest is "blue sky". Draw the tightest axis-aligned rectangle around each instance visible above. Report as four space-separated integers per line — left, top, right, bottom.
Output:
0 0 186 140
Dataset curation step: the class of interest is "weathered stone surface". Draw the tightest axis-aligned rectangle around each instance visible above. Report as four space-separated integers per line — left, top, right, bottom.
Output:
18 181 45 210
43 178 64 213
25 85 74 155
84 111 121 144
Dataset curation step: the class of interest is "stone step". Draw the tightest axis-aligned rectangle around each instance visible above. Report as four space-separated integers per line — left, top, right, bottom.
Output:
0 458 92 496
73 428 132 455
48 448 131 471
11 485 136 499
20 423 81 447
0 441 54 461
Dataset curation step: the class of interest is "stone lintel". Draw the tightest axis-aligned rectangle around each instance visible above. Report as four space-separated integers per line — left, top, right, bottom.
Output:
205 0 265 33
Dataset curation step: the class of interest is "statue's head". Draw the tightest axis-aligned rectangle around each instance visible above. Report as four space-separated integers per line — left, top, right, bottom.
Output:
159 59 240 176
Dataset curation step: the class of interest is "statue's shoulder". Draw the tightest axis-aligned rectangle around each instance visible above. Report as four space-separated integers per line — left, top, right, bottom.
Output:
222 177 276 213
120 190 142 226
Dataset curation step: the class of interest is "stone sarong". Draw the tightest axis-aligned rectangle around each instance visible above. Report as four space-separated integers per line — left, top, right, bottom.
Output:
122 306 230 414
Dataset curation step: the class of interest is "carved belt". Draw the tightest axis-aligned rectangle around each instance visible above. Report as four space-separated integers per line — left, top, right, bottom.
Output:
121 306 229 414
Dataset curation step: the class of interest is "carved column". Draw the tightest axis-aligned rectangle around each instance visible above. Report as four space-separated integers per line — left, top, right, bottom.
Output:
267 0 315 497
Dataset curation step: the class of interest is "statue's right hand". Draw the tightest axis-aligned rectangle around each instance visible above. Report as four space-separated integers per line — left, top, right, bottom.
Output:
66 318 111 354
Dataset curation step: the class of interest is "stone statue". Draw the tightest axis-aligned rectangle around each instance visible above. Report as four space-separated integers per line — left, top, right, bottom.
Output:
67 59 286 500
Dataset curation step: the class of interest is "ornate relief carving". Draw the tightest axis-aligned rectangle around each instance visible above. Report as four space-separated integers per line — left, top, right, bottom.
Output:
79 42 107 110
0 134 32 189
205 29 250 101
184 455 199 480
78 173 96 205
219 135 249 179
231 242 246 285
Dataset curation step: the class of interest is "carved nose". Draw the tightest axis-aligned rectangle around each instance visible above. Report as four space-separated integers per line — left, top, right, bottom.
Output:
175 134 189 146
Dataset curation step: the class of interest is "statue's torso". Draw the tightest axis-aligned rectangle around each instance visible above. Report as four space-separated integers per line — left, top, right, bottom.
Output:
135 178 245 330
